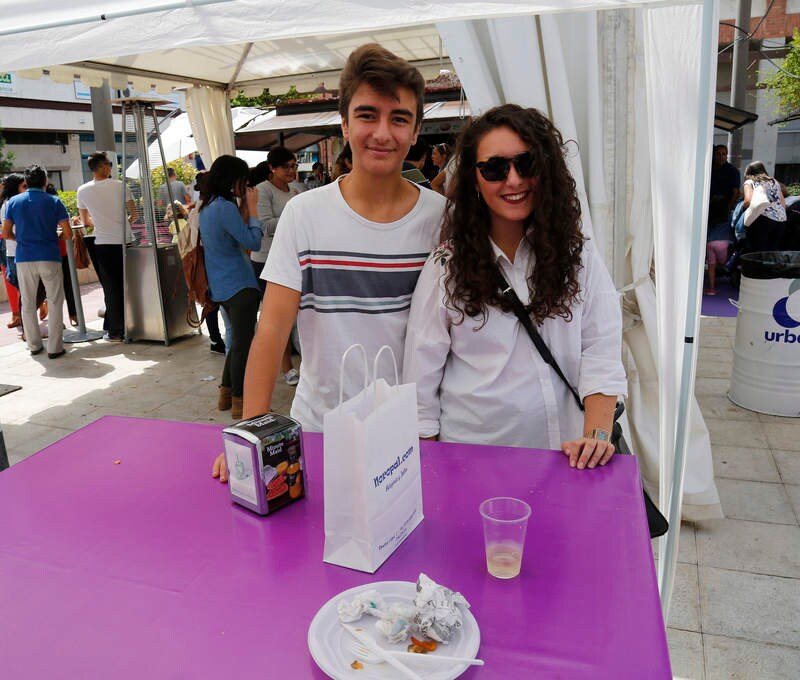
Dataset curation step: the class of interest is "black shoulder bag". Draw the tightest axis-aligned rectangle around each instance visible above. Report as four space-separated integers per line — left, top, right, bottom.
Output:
493 268 668 538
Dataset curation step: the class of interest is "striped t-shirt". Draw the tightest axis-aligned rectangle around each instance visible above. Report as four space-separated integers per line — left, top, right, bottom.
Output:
263 178 446 431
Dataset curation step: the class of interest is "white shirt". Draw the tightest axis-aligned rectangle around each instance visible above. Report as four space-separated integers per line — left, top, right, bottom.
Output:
402 237 627 450
263 178 446 431
76 178 132 245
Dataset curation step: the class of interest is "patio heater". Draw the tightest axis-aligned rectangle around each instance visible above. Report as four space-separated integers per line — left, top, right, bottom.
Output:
117 97 197 344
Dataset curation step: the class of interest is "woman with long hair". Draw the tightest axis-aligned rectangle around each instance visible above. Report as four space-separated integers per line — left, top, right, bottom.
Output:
403 104 627 470
199 155 263 420
430 142 451 195
250 146 300 386
0 174 25 328
331 143 353 180
742 161 786 252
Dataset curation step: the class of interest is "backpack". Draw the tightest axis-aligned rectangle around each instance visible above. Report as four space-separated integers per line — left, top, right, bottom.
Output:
177 204 218 328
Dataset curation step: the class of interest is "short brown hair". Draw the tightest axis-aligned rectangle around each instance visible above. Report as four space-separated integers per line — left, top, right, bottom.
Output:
338 43 425 127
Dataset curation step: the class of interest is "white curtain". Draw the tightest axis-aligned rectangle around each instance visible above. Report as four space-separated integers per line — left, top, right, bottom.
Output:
640 4 722 520
185 86 236 167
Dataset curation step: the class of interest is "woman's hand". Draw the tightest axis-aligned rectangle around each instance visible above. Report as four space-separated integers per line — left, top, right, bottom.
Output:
212 453 228 483
561 437 615 470
246 186 259 217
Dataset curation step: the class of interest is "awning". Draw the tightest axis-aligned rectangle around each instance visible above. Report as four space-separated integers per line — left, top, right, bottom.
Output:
235 99 472 151
715 101 757 132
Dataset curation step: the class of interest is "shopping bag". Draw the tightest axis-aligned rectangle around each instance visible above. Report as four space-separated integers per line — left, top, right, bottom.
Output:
743 183 769 226
323 344 424 573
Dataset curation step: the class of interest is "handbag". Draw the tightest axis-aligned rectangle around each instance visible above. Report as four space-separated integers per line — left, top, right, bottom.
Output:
492 268 669 538
743 182 770 227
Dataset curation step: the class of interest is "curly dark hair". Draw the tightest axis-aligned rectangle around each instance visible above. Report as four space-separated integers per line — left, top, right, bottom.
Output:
443 104 584 324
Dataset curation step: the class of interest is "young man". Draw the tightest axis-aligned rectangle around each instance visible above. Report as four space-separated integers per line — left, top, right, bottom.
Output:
213 43 446 481
77 152 138 341
2 165 72 358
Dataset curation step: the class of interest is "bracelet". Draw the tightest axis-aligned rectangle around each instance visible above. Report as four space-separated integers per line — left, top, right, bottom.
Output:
585 428 610 442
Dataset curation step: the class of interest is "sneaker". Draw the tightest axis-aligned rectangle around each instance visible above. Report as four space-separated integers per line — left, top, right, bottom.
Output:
282 368 299 386
103 333 124 342
210 341 226 354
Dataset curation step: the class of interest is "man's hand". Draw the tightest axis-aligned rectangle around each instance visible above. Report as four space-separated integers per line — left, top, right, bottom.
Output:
212 453 228 483
561 437 615 470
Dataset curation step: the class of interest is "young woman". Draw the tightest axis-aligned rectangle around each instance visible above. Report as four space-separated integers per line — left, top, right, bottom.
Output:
430 142 451 195
198 155 263 420
742 161 786 252
403 104 627 470
0 174 25 328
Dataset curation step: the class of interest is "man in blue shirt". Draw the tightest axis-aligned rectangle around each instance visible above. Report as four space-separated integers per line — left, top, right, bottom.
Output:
2 165 72 358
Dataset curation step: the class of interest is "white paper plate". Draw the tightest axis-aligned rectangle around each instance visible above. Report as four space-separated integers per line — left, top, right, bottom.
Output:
308 581 480 680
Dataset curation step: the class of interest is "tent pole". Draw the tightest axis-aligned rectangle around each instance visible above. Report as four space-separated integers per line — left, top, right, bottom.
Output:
658 0 718 618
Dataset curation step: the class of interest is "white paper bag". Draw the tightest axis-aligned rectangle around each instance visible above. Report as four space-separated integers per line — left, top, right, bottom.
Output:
323 344 424 573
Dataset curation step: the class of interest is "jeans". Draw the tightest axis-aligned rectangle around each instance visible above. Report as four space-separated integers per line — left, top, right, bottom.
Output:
220 287 260 398
93 244 124 337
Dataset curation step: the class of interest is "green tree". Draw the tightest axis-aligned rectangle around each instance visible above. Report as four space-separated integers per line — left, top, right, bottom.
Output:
761 28 800 115
150 157 196 202
0 128 15 174
58 190 78 217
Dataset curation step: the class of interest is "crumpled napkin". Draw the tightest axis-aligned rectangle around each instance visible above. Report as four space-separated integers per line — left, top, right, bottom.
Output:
336 589 385 623
336 574 470 644
413 573 470 642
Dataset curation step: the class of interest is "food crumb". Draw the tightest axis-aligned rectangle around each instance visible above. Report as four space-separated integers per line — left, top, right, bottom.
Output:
350 660 364 670
114 460 121 465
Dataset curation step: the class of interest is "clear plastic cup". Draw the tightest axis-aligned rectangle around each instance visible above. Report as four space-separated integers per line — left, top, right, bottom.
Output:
479 497 531 579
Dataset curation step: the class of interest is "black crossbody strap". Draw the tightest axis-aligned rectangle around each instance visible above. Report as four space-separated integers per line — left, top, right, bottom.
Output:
492 267 584 412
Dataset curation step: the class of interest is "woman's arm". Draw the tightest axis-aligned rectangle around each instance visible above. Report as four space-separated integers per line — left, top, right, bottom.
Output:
430 171 446 195
402 252 452 439
561 393 617 469
742 181 753 208
220 195 262 251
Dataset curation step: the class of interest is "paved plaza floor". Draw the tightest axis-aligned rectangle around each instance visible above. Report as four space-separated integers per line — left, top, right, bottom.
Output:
1 285 798 679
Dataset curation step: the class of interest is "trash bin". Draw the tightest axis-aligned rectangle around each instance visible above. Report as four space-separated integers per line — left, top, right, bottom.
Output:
729 251 800 416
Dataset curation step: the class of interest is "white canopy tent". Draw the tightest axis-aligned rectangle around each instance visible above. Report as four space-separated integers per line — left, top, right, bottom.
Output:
1 0 724 618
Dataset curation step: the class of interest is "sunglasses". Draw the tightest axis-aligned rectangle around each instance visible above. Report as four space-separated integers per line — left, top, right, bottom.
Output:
476 151 536 182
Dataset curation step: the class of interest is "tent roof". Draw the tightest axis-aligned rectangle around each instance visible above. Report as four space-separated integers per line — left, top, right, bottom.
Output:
6 1 693 94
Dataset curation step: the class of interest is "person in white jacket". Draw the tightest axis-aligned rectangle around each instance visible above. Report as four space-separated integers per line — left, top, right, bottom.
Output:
403 104 627 471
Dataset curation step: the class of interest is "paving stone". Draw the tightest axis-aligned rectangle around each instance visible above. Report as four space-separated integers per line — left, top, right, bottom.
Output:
786 485 800 523
704 634 800 680
704 418 768 448
765 422 800 452
773 451 800 485
694 378 731 397
698 334 733 349
667 628 705 680
652 521 697 564
715 478 797 525
711 445 780 482
697 395 760 422
700 567 800 646
696 518 800 578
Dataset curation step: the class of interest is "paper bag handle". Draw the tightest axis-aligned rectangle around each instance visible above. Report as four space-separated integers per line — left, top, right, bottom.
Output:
373 345 399 386
338 343 369 406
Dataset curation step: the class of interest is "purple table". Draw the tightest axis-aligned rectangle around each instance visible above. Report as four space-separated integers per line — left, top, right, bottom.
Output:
0 417 670 678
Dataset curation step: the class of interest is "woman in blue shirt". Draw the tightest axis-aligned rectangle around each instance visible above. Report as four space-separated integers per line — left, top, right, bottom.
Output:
199 155 263 420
